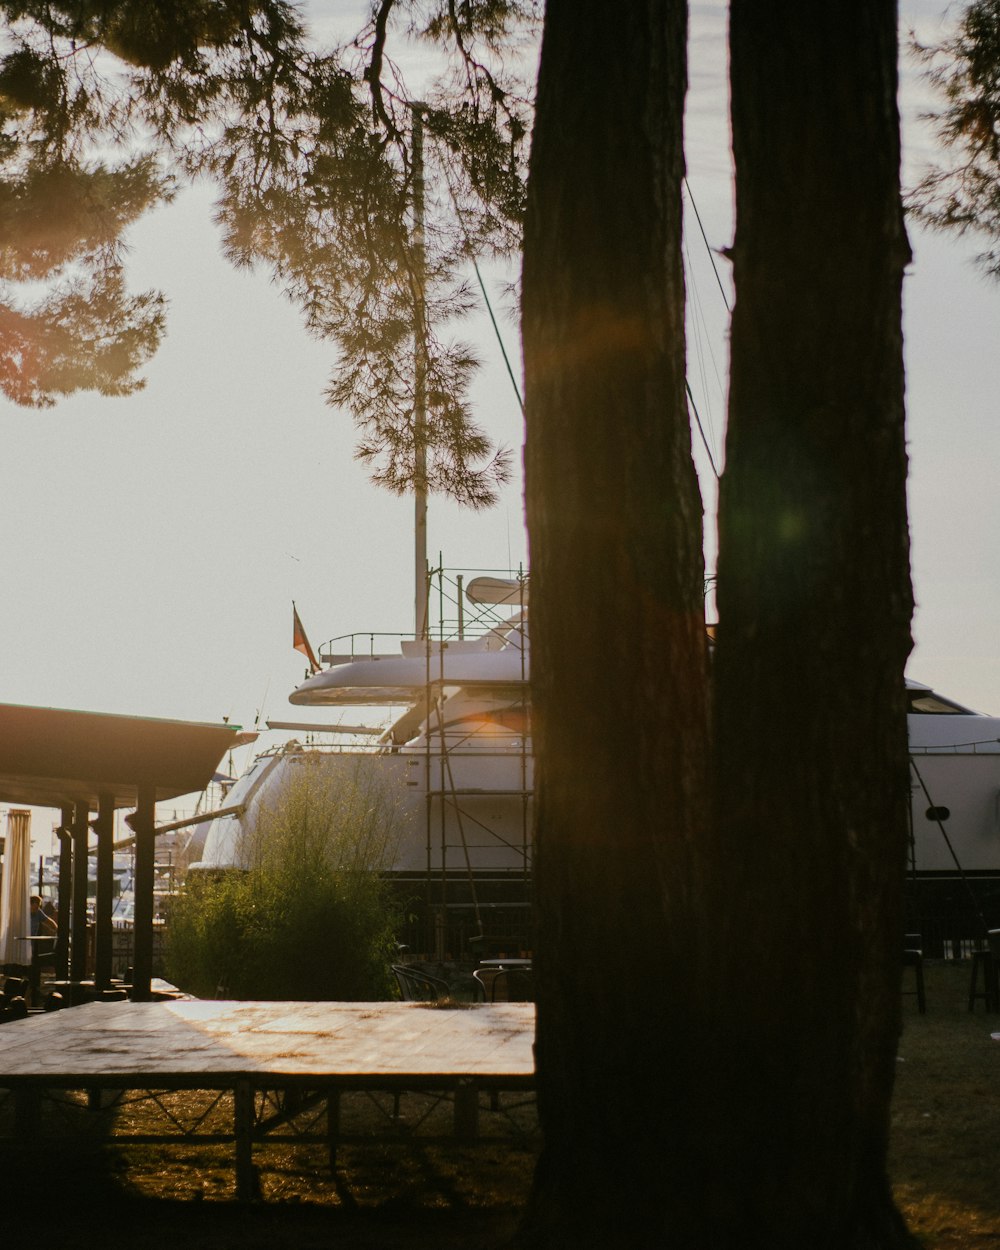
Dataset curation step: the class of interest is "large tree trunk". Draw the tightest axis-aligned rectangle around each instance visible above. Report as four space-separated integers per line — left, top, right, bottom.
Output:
712 2 917 1246
519 0 711 1246
520 0 916 1244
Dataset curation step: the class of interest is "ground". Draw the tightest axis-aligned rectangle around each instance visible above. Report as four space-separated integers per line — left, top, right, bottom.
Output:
3 960 999 1247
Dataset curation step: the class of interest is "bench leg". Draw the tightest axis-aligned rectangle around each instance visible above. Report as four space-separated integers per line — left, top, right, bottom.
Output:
326 1088 341 1172
234 1080 256 1201
14 1087 42 1137
454 1078 479 1141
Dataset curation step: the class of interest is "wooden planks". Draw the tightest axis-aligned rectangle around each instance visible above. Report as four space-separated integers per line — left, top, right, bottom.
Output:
0 999 536 1085
0 999 537 1201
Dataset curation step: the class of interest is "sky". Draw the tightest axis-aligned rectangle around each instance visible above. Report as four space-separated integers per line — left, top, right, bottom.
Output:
2 0 998 849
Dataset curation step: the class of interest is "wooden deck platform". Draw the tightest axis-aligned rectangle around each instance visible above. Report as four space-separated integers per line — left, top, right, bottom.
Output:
0 999 536 1199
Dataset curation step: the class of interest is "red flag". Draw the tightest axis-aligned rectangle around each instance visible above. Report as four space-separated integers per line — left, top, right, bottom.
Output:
292 602 320 674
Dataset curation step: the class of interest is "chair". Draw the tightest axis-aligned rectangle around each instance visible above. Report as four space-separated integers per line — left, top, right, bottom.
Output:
971 929 1000 1013
2 974 28 1002
902 933 926 1014
0 974 29 1023
28 937 58 1006
965 940 995 1010
391 964 452 1002
473 966 533 1002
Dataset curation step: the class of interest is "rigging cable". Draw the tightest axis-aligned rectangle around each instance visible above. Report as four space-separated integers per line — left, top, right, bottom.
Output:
683 177 728 480
684 176 731 313
438 153 725 481
436 141 525 414
687 382 721 481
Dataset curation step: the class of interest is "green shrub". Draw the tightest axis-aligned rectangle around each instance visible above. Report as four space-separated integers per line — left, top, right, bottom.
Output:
166 755 406 1000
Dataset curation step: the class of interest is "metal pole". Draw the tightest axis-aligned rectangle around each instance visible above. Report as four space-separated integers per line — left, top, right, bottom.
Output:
412 103 428 639
130 784 156 999
55 807 73 982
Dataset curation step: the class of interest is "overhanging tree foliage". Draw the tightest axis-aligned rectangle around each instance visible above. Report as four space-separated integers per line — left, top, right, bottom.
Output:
909 0 1000 274
0 5 170 404
152 0 534 503
0 0 537 501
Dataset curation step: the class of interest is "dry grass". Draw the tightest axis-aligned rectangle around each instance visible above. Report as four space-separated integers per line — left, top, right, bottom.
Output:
0 1082 538 1246
892 959 1000 1249
2 962 998 1246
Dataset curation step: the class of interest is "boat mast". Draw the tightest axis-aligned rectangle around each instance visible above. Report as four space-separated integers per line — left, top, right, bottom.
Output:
412 104 429 639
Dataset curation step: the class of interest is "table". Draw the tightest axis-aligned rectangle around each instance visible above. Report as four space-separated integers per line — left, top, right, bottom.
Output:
0 998 537 1200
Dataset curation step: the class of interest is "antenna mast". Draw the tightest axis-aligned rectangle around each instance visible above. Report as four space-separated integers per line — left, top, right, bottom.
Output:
412 104 429 639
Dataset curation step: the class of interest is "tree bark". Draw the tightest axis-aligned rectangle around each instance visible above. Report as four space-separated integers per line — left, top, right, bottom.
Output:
711 2 918 1246
520 0 918 1246
520 1 712 1245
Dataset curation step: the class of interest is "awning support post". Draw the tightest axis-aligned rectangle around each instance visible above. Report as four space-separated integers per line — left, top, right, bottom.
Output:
70 802 90 982
130 784 156 999
93 792 114 990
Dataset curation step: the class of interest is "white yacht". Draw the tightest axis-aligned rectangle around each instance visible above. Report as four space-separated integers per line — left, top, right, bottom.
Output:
189 570 533 952
905 678 1000 951
189 568 1000 954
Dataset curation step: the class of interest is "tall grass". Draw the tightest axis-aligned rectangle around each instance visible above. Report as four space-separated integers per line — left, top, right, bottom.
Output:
167 755 407 1000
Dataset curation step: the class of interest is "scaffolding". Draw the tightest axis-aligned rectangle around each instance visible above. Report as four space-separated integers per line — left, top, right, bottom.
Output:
410 563 533 960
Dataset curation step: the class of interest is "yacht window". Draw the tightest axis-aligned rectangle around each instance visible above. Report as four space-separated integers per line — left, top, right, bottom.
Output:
436 704 530 735
907 691 973 715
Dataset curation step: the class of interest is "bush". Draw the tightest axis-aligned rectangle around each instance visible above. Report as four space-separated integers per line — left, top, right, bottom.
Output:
166 755 405 1000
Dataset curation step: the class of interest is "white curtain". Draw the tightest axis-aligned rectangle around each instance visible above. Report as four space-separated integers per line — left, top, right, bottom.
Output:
0 809 31 965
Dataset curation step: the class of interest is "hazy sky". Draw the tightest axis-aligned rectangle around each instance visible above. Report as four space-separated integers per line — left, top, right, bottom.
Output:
2 0 998 844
